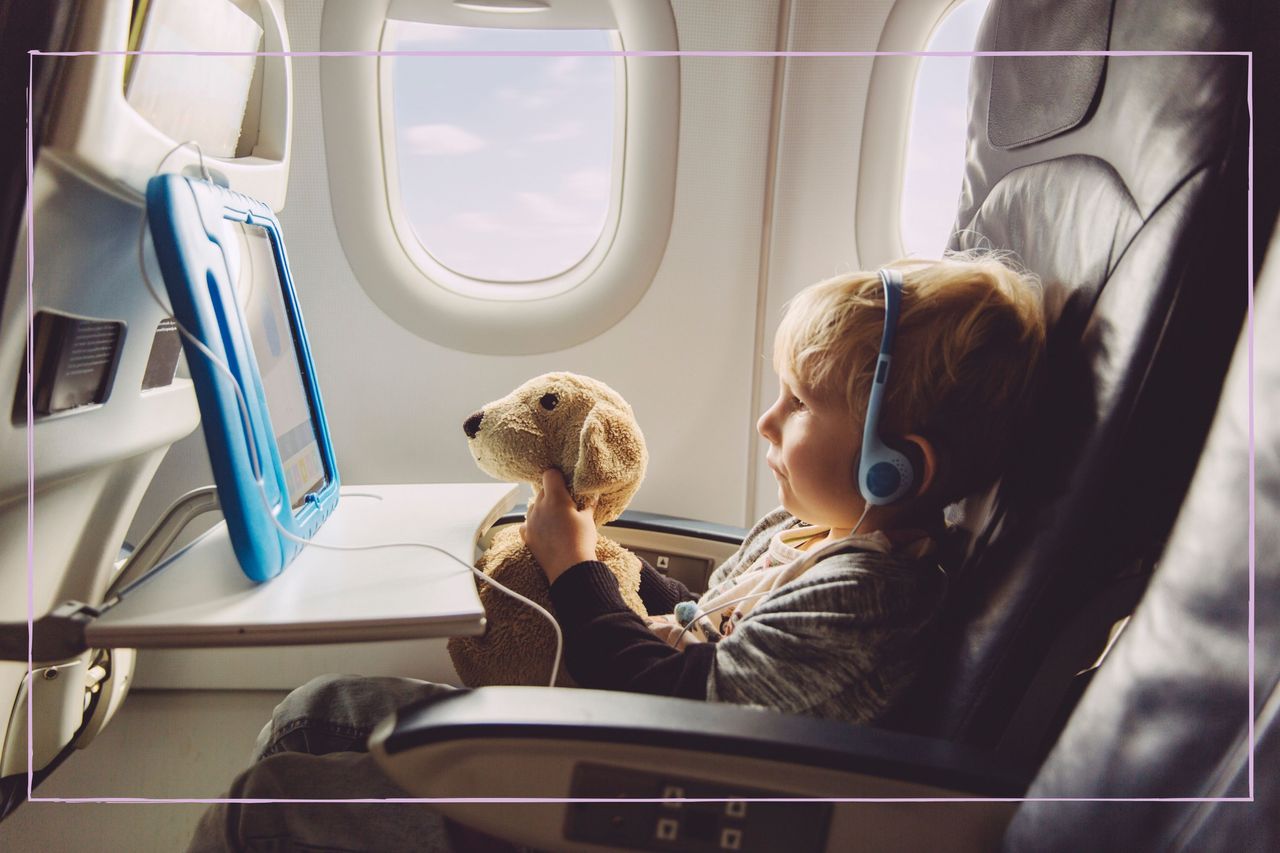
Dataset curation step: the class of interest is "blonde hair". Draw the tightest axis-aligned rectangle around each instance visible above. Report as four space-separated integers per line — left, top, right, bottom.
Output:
774 251 1047 503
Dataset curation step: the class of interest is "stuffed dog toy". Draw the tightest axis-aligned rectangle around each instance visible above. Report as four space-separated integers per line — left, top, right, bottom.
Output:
448 372 649 687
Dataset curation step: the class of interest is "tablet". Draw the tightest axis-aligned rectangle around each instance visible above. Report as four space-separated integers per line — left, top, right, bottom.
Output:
146 175 340 582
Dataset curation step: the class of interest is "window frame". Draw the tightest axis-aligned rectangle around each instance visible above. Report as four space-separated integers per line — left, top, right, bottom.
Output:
319 0 678 354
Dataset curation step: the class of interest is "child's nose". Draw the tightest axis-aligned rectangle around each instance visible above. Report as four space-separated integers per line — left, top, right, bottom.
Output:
757 408 777 442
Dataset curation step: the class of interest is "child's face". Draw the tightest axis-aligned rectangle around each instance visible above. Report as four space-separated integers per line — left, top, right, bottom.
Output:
757 369 864 530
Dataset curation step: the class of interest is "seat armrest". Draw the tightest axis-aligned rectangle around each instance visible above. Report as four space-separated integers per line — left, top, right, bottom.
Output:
605 510 747 546
370 687 1028 852
494 506 748 546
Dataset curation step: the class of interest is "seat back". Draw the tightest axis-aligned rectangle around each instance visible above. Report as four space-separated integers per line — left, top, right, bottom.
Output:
0 1 202 811
1002 219 1278 850
888 0 1250 761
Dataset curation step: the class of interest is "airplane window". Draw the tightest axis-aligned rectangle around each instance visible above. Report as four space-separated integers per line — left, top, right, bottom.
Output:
383 22 619 285
322 1 675 352
900 0 992 259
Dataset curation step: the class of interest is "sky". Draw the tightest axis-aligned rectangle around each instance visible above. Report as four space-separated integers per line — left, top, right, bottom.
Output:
389 23 616 282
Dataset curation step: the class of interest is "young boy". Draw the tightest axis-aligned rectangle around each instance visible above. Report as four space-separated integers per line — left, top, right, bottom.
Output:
523 253 1045 723
189 254 1045 851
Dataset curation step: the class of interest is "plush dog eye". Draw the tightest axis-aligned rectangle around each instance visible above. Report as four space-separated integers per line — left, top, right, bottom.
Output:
540 393 559 411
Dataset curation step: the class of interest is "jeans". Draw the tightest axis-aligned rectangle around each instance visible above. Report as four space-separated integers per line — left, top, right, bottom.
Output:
186 675 519 852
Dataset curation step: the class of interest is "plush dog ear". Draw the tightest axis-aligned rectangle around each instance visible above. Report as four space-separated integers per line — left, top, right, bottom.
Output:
573 401 647 523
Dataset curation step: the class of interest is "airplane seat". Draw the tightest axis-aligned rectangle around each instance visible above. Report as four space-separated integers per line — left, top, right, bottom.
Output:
0 0 205 816
0 223 190 802
883 0 1250 763
371 216 1278 853
999 213 1276 846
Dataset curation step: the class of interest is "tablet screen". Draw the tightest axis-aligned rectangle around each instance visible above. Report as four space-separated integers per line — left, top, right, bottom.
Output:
241 223 328 509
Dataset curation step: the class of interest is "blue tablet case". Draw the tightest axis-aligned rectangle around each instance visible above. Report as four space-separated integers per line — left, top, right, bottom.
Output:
146 175 340 582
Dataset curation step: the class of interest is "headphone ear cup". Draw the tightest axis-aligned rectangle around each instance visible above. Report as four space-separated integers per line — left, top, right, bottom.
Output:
860 445 915 506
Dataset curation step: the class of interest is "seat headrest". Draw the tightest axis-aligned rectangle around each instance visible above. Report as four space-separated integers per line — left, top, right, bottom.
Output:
888 0 1249 752
986 0 1112 149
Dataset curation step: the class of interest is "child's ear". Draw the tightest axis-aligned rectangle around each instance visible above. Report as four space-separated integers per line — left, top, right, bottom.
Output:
901 434 939 499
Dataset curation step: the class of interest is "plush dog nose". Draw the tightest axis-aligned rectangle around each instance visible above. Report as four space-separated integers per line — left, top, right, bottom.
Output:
463 410 484 439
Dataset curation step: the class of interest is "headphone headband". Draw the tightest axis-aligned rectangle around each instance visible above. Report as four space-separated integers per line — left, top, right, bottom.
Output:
858 269 914 506
875 269 902 357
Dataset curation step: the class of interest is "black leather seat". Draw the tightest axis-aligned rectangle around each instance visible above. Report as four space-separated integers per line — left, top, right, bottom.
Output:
888 0 1251 763
1001 219 1279 851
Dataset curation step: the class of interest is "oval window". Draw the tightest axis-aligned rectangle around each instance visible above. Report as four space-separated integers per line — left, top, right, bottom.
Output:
321 0 677 354
900 0 992 259
384 22 619 286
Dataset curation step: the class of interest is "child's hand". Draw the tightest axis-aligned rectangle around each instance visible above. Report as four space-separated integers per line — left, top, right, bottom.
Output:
520 469 599 584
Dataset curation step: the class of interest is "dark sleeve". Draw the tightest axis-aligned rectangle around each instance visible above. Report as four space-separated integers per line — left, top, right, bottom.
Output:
637 559 699 614
549 561 713 700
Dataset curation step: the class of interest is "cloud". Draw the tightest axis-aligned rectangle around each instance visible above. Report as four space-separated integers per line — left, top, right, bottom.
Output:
404 124 487 155
452 212 504 233
495 85 563 111
548 56 583 81
494 83 581 111
516 191 584 225
565 168 610 201
519 90 556 110
530 120 584 143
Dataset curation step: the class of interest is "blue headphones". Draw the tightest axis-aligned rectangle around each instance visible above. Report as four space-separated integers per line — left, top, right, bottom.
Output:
858 269 916 506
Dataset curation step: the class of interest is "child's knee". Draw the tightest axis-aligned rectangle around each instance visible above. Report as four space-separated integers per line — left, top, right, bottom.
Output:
255 674 457 760
279 673 371 717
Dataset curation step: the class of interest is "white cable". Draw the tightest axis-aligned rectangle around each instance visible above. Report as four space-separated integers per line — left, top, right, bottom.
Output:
699 503 873 603
669 588 774 648
670 503 875 648
848 502 872 538
136 152 565 688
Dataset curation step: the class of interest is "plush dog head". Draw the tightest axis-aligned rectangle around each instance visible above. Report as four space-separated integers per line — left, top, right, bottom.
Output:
463 372 647 523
